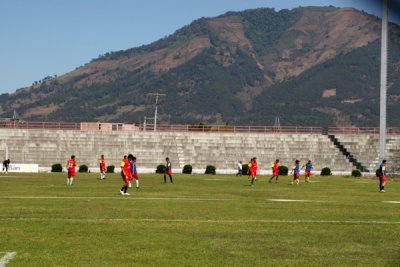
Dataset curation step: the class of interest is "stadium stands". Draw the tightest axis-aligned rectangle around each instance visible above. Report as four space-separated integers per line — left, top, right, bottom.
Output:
0 129 357 173
333 134 400 173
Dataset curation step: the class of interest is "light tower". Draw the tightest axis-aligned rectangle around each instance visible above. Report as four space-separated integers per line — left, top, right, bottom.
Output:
379 0 388 161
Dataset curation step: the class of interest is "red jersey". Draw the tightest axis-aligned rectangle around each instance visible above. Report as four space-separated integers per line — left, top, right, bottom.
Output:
272 162 278 172
272 162 279 176
66 159 76 171
250 161 258 176
66 159 76 177
121 158 131 180
251 161 258 171
99 158 106 171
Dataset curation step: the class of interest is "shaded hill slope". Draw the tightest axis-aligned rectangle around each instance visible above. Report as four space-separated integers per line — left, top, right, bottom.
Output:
0 6 399 126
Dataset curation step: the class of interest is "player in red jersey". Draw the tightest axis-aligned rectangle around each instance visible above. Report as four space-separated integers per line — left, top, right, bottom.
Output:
99 155 106 180
250 157 258 186
269 159 279 183
66 155 77 186
164 157 173 184
120 155 131 195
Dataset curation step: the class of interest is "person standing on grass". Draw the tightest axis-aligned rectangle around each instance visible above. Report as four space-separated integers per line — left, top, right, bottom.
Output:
120 155 132 195
269 159 279 183
250 158 258 186
164 157 173 184
378 159 387 193
66 155 77 186
290 160 300 185
99 154 106 180
247 158 253 179
2 159 10 174
302 160 313 183
130 155 140 189
236 161 243 176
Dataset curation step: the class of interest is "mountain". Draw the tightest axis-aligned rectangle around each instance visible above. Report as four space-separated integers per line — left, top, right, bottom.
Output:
1 6 400 126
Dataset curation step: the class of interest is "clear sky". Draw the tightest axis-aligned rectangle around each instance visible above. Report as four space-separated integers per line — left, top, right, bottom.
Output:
0 0 398 94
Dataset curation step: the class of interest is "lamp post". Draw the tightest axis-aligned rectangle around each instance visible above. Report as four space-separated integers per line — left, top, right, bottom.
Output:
148 93 166 132
379 0 388 161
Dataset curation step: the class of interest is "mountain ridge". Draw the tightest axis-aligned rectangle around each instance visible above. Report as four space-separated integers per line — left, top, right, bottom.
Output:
1 6 399 126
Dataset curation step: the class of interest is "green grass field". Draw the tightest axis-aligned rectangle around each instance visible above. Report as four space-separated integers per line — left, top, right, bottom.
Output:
0 172 400 266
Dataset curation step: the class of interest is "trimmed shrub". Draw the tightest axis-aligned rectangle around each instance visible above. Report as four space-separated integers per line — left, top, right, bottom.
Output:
79 164 88 173
182 164 192 174
278 165 289 176
205 165 216 175
156 164 166 174
242 164 249 175
51 163 63 172
351 170 362 177
106 165 115 173
320 167 332 176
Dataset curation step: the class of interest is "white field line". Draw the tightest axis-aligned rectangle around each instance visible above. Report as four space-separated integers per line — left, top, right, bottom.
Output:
0 217 399 225
383 201 400 204
0 252 17 267
268 199 330 203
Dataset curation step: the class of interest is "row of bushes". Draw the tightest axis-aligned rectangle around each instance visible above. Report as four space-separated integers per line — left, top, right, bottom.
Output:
156 164 216 175
51 164 115 173
52 163 364 177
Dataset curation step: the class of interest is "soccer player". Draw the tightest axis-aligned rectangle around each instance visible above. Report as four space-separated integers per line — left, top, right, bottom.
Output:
236 160 243 176
164 157 173 184
378 159 387 193
99 155 106 180
130 155 140 189
269 159 279 183
302 160 313 183
120 155 131 195
66 155 77 186
247 158 253 179
290 160 300 185
250 157 258 186
2 159 10 174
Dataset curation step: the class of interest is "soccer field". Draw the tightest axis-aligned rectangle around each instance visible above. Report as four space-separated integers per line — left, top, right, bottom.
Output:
0 173 399 266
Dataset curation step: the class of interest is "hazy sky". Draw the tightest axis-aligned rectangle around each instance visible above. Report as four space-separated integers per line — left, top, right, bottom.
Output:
0 0 398 94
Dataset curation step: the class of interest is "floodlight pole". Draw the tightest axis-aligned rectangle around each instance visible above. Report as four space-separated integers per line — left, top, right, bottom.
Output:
379 0 388 161
148 93 166 132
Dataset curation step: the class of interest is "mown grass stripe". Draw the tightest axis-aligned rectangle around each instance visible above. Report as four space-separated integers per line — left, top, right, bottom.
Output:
0 196 234 201
0 217 399 225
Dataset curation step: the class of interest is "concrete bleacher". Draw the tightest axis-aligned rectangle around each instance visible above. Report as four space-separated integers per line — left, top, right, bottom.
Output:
0 128 355 173
333 134 400 173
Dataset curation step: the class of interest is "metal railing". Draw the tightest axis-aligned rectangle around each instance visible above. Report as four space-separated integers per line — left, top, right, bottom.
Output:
140 124 323 133
1 120 400 135
0 120 80 130
328 127 400 135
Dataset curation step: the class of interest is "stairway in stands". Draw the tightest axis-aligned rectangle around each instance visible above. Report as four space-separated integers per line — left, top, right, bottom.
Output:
327 134 370 172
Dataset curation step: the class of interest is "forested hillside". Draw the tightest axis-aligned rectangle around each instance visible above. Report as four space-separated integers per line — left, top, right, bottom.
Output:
0 6 399 126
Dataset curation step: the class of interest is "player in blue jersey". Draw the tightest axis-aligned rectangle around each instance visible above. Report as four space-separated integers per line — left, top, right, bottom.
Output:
164 157 173 184
130 155 140 189
378 160 387 193
290 160 300 185
301 160 313 183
